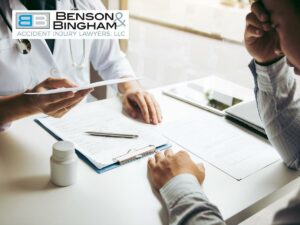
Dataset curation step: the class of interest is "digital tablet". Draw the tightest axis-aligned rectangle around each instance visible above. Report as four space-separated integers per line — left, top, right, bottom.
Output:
163 82 243 116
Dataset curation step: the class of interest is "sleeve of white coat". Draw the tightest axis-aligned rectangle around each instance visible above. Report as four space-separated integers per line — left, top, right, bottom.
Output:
89 39 135 81
88 0 135 82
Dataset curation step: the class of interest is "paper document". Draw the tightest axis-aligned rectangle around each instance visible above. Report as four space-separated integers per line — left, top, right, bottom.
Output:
163 117 280 180
25 77 141 95
36 102 167 169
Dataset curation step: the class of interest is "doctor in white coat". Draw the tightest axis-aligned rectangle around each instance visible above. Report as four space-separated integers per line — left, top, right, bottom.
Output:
0 0 162 131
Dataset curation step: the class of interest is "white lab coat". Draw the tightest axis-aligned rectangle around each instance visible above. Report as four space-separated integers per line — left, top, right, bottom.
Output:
0 0 134 96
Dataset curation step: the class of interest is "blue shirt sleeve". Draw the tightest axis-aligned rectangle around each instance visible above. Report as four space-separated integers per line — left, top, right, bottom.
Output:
249 58 300 169
160 174 225 225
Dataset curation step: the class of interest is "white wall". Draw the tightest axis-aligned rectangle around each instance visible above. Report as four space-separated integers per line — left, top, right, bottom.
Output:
129 0 249 43
127 0 300 89
127 19 254 90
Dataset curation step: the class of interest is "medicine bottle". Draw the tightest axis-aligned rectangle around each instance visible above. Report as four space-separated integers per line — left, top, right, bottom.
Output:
51 141 78 186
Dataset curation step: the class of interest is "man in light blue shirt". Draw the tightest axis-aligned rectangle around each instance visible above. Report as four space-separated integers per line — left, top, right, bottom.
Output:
148 1 300 224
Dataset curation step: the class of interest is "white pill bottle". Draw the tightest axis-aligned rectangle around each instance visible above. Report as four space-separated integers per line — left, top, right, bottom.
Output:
50 141 78 187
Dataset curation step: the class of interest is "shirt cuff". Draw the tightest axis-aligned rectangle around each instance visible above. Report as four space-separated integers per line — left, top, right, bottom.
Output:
160 174 207 209
251 57 294 93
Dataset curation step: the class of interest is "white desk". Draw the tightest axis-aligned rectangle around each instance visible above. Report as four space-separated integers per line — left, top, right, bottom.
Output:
1 85 300 225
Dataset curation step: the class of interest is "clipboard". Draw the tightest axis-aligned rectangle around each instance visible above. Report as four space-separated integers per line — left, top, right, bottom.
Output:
35 119 171 174
77 144 171 173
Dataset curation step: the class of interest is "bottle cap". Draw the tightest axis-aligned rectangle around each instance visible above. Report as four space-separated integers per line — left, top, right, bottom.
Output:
52 141 75 161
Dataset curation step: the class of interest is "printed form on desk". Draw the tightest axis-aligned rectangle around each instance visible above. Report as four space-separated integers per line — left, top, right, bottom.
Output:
162 116 280 180
36 102 167 169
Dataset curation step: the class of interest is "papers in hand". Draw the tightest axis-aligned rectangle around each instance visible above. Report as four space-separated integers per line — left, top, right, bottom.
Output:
25 77 141 95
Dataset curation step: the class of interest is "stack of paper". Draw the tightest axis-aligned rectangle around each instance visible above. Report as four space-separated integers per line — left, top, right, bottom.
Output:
162 116 280 180
37 102 168 169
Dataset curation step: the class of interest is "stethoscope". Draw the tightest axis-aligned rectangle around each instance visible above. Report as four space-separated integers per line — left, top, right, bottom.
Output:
0 0 86 69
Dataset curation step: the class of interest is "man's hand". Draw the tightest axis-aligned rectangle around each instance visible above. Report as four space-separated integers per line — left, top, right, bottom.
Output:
119 81 162 125
245 1 283 64
148 150 205 190
26 77 93 118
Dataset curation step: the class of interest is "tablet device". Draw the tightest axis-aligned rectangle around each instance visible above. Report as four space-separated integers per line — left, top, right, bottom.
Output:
163 82 243 116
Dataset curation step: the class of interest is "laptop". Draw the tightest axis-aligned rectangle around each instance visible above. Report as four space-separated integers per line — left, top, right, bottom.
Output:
225 100 266 137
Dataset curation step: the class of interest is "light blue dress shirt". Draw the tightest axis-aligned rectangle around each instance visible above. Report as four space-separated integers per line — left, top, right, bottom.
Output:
249 57 300 169
159 58 300 225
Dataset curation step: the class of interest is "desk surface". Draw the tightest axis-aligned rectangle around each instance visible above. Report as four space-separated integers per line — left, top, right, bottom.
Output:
1 82 300 225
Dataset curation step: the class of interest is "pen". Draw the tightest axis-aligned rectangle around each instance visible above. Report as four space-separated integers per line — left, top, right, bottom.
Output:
85 131 139 139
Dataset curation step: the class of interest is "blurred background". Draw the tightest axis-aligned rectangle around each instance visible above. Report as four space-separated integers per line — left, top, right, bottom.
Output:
104 0 253 90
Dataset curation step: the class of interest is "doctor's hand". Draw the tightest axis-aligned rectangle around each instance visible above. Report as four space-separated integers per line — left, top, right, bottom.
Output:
245 1 283 65
26 77 93 118
119 81 162 125
148 150 205 190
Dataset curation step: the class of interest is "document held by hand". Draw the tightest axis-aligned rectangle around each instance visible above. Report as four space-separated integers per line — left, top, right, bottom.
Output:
25 77 141 95
36 101 168 170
